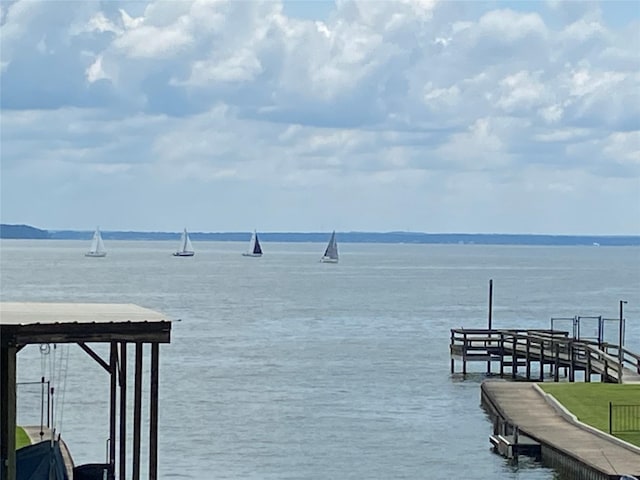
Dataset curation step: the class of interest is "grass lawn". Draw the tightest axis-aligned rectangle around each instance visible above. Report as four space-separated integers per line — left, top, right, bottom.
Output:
16 426 31 450
539 383 640 447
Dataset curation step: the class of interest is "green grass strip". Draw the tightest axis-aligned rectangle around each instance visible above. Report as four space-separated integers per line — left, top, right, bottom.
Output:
539 383 640 447
16 426 31 450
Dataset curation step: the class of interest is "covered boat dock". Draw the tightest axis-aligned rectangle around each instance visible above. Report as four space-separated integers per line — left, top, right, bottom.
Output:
0 302 172 480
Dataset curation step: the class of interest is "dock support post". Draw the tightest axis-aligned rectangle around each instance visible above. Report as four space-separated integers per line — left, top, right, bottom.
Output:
149 343 159 480
0 343 17 480
132 343 143 480
109 342 117 471
462 332 467 375
511 335 517 379
119 342 127 480
569 342 575 382
525 338 531 380
450 331 455 374
539 340 544 382
554 344 560 382
586 352 591 382
487 279 493 375
499 333 505 377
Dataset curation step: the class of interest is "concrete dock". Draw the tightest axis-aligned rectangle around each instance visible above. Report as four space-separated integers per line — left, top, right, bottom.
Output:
482 381 640 479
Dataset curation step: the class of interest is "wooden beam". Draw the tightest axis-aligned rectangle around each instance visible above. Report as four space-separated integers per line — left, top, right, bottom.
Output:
2 320 172 347
149 343 159 480
78 342 112 373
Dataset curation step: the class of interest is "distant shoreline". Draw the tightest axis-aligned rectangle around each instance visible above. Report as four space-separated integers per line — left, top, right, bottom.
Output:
1 224 639 246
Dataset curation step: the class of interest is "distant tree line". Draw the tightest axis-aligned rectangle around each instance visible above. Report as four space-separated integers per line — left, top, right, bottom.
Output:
0 224 50 239
2 224 639 246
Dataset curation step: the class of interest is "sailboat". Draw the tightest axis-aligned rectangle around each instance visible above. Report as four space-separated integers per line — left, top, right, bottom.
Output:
242 230 263 257
320 230 338 263
85 227 107 257
173 228 195 257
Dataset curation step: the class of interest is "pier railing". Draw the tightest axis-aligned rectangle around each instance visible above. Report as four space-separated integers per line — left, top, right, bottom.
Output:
450 328 640 383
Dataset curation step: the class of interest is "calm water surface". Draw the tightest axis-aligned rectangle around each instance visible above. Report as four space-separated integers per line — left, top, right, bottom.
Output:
1 240 639 479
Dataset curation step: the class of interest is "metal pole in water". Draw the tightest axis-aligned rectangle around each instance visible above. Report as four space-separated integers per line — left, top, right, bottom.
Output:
487 279 493 374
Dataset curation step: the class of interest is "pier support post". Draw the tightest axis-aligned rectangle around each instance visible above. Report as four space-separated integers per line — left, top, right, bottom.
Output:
525 338 531 380
499 333 505 377
586 353 591 382
133 343 143 480
511 335 517 379
119 342 127 480
450 331 455 374
539 340 544 382
569 343 575 382
109 342 117 471
554 344 560 382
0 343 17 480
149 343 159 480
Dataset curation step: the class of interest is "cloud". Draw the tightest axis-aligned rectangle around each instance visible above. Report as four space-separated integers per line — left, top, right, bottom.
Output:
1 0 639 234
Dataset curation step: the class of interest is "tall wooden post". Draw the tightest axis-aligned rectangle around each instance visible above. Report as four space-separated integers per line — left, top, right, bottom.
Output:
109 342 117 471
0 343 17 480
538 340 544 382
132 343 143 480
119 342 127 480
568 342 575 382
525 337 531 380
149 343 159 480
499 333 505 377
511 335 517 379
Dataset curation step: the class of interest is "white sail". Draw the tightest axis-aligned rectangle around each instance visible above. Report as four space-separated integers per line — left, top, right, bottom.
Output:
320 230 338 263
242 230 263 257
85 227 107 257
174 228 195 256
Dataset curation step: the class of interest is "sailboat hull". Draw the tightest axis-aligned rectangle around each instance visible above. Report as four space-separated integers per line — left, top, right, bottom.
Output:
173 251 194 257
320 256 338 263
242 253 262 257
85 252 107 258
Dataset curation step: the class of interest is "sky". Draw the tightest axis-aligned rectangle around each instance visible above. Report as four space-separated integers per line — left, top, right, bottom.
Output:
0 0 639 235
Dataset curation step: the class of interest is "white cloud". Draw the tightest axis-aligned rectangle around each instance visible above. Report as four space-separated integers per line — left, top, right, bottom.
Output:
85 55 108 83
113 20 193 58
496 71 546 112
184 48 263 84
477 9 547 42
85 11 122 35
602 132 640 168
567 66 626 97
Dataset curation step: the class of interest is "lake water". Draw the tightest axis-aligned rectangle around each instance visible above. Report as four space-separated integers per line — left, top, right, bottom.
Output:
1 240 639 479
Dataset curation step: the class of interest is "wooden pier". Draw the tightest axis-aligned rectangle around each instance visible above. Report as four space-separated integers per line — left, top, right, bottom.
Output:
450 328 640 383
